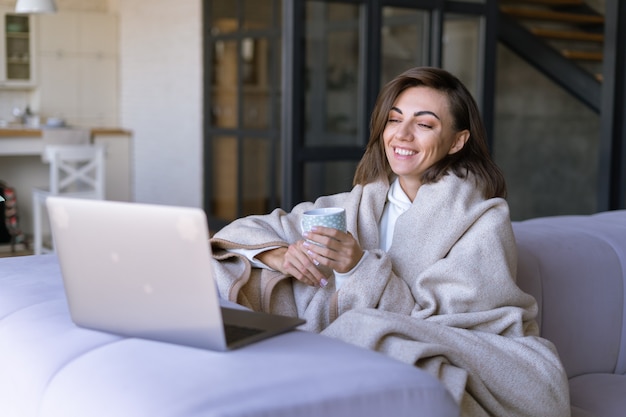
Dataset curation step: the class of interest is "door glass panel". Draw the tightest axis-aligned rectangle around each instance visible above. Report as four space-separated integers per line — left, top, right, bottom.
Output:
303 161 358 202
211 40 238 128
5 15 31 80
211 136 238 220
327 3 356 21
381 7 430 85
209 3 238 34
304 1 364 147
211 136 280 219
443 14 481 99
243 38 272 129
242 137 272 215
243 0 274 30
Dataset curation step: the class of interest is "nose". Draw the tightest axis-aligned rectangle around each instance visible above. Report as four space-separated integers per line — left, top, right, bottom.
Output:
394 122 414 142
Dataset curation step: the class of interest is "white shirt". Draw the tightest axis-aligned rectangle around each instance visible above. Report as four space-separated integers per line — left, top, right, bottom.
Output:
377 177 412 252
229 178 412 290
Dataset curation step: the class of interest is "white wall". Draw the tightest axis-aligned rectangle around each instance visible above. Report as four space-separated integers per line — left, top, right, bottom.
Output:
117 0 203 207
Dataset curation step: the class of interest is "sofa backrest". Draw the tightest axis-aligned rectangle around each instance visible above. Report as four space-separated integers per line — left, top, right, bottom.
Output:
512 211 626 379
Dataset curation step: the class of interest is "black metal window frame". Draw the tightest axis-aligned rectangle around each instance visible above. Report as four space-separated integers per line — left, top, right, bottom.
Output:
599 0 626 211
204 0 626 226
281 0 496 210
203 0 283 229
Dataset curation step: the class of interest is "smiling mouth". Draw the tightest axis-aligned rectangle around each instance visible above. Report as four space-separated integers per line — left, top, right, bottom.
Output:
394 147 416 156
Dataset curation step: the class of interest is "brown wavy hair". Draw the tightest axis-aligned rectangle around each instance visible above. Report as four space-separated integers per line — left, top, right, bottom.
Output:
353 66 506 199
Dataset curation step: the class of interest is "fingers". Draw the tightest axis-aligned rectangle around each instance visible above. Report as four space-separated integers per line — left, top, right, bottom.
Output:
282 241 329 288
303 228 363 274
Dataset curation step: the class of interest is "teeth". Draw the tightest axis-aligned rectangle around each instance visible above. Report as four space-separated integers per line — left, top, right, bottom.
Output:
395 148 416 156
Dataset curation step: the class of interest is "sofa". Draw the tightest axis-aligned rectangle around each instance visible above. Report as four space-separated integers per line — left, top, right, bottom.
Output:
512 210 626 417
0 256 458 417
1 210 625 417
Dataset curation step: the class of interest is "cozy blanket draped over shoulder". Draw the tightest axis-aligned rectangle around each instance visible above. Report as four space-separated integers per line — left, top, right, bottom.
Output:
210 173 570 417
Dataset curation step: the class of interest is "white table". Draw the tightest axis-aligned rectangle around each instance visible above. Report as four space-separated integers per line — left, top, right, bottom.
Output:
0 128 132 234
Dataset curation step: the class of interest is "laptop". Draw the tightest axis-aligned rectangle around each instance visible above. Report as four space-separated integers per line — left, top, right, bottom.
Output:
46 196 305 351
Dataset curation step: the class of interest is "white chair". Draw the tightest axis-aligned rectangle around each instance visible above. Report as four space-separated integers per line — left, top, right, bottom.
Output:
32 144 106 255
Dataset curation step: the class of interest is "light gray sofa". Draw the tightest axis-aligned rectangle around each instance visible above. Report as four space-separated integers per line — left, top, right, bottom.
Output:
1 210 625 416
0 255 458 417
512 210 626 417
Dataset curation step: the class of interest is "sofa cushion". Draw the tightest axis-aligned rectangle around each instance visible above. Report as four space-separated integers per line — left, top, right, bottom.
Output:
513 212 626 378
569 373 626 417
0 255 459 417
570 405 597 417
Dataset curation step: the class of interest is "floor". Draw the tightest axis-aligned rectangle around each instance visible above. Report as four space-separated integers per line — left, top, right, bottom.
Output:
0 242 34 258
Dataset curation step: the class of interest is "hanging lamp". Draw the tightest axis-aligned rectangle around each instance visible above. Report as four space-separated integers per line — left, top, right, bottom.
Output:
15 0 57 14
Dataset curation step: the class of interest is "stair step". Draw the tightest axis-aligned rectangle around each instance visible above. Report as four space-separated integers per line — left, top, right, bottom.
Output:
500 6 605 24
561 49 603 61
500 0 584 5
530 27 604 42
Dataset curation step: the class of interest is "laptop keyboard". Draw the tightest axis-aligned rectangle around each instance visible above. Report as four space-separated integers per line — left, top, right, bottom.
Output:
224 324 264 344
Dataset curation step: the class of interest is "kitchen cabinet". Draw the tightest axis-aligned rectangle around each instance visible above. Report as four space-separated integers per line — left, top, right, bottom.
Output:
36 11 118 126
0 7 36 88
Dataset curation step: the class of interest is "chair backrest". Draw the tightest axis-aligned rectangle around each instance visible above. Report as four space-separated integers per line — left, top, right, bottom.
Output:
43 144 106 199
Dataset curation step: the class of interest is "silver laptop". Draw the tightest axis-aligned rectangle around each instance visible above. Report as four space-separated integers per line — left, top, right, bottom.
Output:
46 196 305 351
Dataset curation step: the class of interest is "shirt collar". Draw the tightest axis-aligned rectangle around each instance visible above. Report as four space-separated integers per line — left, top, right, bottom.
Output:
387 177 412 212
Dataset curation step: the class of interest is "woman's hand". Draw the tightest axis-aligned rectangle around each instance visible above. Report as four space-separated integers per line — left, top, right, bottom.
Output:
255 244 330 287
302 226 364 274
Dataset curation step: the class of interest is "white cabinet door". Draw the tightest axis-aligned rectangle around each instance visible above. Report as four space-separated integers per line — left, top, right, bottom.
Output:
37 52 79 121
78 12 117 57
38 11 117 56
79 55 118 126
37 12 77 53
36 11 118 126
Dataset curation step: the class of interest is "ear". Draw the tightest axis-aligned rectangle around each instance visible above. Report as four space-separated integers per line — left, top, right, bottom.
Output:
448 130 470 155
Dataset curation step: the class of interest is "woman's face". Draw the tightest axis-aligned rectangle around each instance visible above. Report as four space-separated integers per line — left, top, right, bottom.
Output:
383 86 469 200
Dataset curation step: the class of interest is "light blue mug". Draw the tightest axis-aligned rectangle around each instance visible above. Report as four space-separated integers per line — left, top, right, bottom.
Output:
301 207 347 234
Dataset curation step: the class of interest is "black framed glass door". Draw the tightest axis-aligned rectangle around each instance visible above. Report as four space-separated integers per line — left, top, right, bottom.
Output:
204 0 495 229
204 0 283 229
281 0 494 209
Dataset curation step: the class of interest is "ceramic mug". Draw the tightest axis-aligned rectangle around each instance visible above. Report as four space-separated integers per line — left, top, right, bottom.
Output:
301 207 347 234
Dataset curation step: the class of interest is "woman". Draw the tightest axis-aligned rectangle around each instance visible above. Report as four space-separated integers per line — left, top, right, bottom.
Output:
210 67 570 417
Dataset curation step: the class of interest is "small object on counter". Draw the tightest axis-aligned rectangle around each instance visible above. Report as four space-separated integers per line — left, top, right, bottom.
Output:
23 107 39 128
12 107 24 124
25 115 40 128
45 117 65 127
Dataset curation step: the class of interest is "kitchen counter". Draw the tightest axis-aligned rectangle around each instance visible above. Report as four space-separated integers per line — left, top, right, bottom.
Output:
0 128 42 137
0 127 132 156
0 127 132 137
0 128 133 234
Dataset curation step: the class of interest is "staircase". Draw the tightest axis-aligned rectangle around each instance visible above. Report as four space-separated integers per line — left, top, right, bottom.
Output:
498 0 604 112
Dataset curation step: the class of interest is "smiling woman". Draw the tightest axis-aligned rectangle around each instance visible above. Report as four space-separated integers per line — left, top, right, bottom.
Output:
210 67 570 417
381 86 469 201
354 66 506 201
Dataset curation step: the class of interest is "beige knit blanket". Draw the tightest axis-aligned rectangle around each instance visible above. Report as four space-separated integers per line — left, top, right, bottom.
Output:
211 173 570 417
